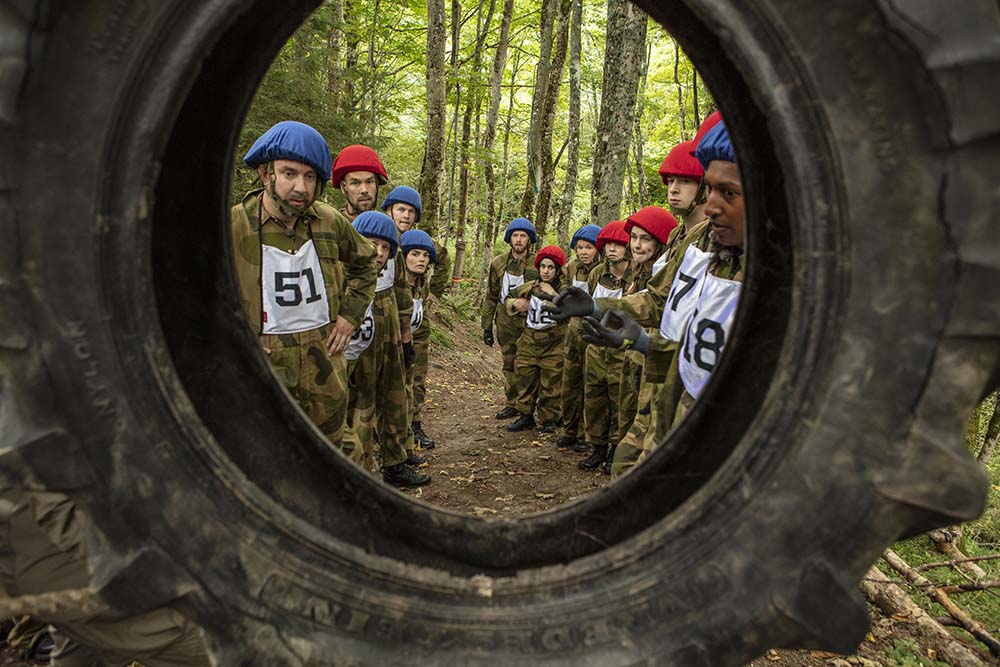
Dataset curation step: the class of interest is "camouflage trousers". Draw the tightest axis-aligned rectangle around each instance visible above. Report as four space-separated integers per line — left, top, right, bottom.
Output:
410 318 431 423
263 325 347 447
513 327 566 423
617 349 644 442
559 321 586 440
0 490 209 667
494 306 526 409
345 290 410 470
583 345 627 447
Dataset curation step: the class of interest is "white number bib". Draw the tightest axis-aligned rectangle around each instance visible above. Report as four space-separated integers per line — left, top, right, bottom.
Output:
410 298 425 334
678 272 741 399
526 295 557 331
659 244 713 342
261 239 331 334
651 251 670 278
501 272 524 301
376 256 395 293
344 300 375 361
592 282 623 300
572 278 590 294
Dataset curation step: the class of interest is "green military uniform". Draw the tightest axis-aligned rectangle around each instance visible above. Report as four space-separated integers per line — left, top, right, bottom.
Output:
230 191 376 448
0 489 209 666
480 250 538 410
410 240 451 424
599 220 717 476
404 265 433 445
559 257 599 442
345 255 412 470
583 261 633 449
506 280 567 424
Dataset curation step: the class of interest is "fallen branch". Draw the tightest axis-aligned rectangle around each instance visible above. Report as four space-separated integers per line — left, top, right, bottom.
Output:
861 565 988 667
883 549 1000 657
938 580 1000 595
916 554 1000 573
928 528 987 580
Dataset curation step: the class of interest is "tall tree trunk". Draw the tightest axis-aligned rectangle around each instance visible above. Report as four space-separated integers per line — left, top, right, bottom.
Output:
692 66 700 125
326 0 344 104
483 0 514 227
632 39 651 209
533 0 570 242
364 0 382 143
673 39 686 138
519 0 559 220
443 0 462 249
453 0 495 283
419 0 448 238
590 0 647 224
556 0 582 247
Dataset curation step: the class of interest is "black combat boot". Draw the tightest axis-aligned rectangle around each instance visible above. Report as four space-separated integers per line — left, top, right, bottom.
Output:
555 433 577 448
572 439 591 453
495 406 519 419
537 420 559 434
602 444 617 475
507 412 536 432
579 444 608 470
412 421 436 449
383 463 431 487
406 451 427 466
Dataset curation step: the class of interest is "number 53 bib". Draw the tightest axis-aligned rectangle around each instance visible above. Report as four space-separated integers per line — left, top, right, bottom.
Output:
678 272 741 399
261 239 331 334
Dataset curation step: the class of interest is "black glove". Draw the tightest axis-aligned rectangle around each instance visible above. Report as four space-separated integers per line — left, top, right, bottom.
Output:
483 329 494 347
539 286 597 322
580 308 645 349
402 341 415 366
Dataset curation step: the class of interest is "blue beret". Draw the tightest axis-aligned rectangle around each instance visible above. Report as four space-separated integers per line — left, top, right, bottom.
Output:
400 229 437 264
695 121 736 170
243 121 333 182
504 217 537 244
381 186 423 222
352 211 399 255
570 224 601 249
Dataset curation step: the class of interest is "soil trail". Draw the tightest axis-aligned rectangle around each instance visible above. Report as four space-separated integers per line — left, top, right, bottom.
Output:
399 305 610 514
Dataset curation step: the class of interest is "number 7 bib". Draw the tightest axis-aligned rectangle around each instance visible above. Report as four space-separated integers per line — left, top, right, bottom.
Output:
261 239 331 334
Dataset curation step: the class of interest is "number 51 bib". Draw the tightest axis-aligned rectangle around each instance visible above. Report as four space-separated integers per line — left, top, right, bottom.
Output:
678 272 741 399
261 239 331 334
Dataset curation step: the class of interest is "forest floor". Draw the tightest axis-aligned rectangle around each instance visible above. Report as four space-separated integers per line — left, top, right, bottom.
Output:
397 297 984 667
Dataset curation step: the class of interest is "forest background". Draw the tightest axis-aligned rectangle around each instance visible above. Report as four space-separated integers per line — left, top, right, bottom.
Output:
231 0 712 300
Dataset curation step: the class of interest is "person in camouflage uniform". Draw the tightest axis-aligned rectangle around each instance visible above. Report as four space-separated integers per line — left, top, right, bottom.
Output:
331 144 388 222
480 218 539 419
231 121 376 451
556 225 601 449
398 229 438 450
505 246 570 432
382 186 452 450
345 212 430 487
576 222 632 465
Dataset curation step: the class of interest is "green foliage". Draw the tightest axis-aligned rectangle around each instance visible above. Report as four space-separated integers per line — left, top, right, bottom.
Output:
882 638 951 667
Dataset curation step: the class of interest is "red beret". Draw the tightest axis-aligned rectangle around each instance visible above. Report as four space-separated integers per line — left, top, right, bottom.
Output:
331 145 388 188
596 220 630 251
534 245 567 269
624 206 678 244
659 140 704 184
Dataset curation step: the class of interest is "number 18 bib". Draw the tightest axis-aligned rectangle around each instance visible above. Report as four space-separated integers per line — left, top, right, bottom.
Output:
261 239 331 335
678 272 741 399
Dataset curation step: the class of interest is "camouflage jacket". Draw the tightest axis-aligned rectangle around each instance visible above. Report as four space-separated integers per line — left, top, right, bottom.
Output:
479 249 538 330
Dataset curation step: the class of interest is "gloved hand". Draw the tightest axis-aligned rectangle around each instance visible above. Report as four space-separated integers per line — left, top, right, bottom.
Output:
483 329 494 347
580 309 648 353
539 286 598 322
402 341 415 366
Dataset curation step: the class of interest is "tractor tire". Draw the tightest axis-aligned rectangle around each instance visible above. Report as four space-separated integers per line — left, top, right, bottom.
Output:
2 1 999 665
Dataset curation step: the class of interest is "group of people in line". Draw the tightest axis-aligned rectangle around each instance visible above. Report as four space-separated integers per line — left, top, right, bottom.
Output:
233 108 744 490
480 110 744 478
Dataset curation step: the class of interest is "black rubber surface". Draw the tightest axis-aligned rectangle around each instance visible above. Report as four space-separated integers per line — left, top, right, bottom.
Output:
1 0 999 664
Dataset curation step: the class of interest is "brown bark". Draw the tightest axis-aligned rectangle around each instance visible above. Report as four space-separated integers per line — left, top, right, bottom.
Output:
673 39 686 137
883 549 1000 657
364 0 382 142
419 0 448 238
631 40 651 210
590 0 648 224
326 0 344 102
977 391 1000 466
532 0 571 242
483 0 514 226
861 565 988 667
519 0 560 219
556 0 583 248
442 0 463 250
928 527 988 580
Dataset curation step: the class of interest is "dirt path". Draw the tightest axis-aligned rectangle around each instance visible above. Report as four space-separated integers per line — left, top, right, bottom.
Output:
399 312 610 514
